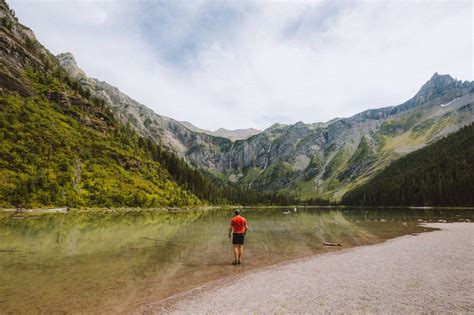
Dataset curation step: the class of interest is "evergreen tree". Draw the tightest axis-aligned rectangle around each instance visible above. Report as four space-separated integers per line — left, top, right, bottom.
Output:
342 123 474 206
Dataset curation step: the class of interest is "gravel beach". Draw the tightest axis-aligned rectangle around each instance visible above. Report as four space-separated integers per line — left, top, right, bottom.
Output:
147 223 474 314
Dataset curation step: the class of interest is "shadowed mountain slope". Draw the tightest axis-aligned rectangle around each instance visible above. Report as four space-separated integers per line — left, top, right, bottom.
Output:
341 123 474 206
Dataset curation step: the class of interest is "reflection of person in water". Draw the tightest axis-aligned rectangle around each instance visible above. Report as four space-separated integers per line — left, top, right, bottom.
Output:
228 209 248 265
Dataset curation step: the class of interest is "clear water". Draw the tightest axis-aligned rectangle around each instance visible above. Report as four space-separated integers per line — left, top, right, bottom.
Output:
0 207 472 313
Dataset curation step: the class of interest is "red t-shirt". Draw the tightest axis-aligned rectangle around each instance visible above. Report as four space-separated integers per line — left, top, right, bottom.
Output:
230 215 247 234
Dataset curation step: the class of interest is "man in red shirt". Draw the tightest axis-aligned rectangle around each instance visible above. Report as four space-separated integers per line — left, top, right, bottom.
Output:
228 209 248 265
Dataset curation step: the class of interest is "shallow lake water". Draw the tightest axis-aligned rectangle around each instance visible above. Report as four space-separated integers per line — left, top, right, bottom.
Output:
0 207 472 313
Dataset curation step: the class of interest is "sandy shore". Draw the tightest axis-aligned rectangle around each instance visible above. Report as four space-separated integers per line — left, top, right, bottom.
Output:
145 223 474 314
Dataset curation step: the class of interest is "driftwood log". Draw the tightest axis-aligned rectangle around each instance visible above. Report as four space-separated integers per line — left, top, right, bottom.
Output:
323 242 343 246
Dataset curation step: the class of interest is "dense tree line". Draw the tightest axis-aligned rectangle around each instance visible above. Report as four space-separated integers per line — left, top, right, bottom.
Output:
341 123 474 206
138 137 332 206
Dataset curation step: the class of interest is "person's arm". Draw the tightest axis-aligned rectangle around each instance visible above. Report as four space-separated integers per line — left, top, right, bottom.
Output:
244 221 249 234
228 224 233 239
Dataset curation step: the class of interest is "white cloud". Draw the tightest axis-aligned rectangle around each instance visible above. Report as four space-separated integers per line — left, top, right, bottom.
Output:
9 0 473 130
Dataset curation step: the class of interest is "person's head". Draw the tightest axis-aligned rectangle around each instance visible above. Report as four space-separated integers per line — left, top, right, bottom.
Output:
234 209 240 216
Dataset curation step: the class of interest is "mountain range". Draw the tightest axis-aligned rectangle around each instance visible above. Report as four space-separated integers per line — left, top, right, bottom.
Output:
57 52 474 201
1 0 473 207
0 0 299 208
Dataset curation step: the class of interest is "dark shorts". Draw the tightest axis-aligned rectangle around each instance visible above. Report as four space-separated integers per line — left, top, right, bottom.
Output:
232 233 245 245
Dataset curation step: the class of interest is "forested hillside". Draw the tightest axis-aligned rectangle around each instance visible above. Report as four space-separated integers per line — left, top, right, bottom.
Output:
0 68 203 207
0 0 307 208
341 123 474 206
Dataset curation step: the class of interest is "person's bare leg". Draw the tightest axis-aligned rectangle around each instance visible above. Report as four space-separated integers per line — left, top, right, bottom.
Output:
238 245 244 263
232 244 239 263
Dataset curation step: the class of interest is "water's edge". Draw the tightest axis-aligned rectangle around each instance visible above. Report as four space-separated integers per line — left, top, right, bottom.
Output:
139 224 441 314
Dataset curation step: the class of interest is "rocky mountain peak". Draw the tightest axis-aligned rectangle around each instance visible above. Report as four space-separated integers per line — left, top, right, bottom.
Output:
56 52 86 79
179 121 260 141
390 73 472 114
415 72 474 101
419 72 457 93
212 127 261 141
264 123 287 133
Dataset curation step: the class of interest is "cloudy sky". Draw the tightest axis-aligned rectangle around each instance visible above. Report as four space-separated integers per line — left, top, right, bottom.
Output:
9 0 473 130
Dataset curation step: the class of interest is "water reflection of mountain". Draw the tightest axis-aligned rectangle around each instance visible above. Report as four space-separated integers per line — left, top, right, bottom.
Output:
0 207 472 313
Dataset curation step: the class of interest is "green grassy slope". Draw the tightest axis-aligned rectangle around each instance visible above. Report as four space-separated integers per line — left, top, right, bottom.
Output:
0 69 201 208
341 123 474 206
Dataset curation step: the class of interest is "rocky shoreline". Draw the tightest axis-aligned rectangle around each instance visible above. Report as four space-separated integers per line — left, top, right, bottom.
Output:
144 223 474 314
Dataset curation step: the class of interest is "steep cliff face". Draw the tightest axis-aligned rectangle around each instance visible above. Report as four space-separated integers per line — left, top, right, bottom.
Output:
56 52 232 166
57 53 474 201
0 1 57 96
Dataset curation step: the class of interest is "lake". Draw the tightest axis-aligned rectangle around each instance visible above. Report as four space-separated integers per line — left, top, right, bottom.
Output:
0 207 472 313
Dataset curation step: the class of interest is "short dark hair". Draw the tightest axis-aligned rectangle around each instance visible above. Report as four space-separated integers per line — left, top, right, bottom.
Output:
234 209 240 215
